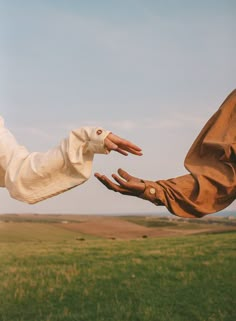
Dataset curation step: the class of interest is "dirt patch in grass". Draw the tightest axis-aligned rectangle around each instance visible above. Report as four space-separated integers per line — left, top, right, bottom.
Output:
55 217 236 239
1 214 236 241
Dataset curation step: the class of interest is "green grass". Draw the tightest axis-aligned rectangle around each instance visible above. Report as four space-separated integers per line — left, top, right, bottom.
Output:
0 231 235 321
0 222 86 243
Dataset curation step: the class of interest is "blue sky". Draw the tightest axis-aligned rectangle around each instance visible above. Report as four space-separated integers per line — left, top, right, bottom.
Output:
0 0 235 214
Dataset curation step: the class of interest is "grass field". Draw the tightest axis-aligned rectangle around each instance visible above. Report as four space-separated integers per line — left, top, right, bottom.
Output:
0 215 235 321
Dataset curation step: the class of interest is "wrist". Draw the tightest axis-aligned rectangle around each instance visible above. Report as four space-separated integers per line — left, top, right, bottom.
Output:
86 127 111 154
140 180 164 205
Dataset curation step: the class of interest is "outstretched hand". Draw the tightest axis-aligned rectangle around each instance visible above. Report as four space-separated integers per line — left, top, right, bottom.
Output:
104 133 142 156
95 168 145 197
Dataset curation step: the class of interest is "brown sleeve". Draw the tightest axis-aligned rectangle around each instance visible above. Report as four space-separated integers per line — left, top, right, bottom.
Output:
141 89 236 218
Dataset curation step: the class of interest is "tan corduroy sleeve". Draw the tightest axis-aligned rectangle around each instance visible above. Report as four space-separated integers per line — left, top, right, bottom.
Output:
0 121 110 204
141 89 236 218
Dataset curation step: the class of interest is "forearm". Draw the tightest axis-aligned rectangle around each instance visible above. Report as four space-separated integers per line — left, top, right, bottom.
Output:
1 122 109 203
142 90 236 218
142 173 236 218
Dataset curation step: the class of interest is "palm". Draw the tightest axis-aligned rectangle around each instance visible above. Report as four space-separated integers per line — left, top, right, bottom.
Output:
95 169 145 197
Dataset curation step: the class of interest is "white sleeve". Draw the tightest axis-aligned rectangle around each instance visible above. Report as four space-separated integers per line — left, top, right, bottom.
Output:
0 117 110 204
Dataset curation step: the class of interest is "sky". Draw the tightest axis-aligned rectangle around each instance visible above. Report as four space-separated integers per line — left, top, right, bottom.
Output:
0 0 235 215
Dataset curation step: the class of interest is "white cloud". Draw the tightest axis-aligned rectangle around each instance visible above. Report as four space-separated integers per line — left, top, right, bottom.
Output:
79 111 206 132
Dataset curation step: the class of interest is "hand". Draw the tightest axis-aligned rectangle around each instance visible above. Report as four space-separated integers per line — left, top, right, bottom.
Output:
104 133 142 156
95 168 145 197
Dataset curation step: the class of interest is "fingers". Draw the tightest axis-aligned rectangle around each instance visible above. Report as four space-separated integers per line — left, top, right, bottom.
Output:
117 142 143 155
114 136 142 152
104 139 119 153
112 173 145 193
118 168 143 185
117 168 133 180
112 173 128 186
95 170 145 196
106 133 143 156
94 173 122 191
94 173 135 196
115 148 129 156
104 138 128 156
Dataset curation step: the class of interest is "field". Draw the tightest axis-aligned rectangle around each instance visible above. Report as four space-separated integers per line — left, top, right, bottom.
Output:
0 214 235 321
